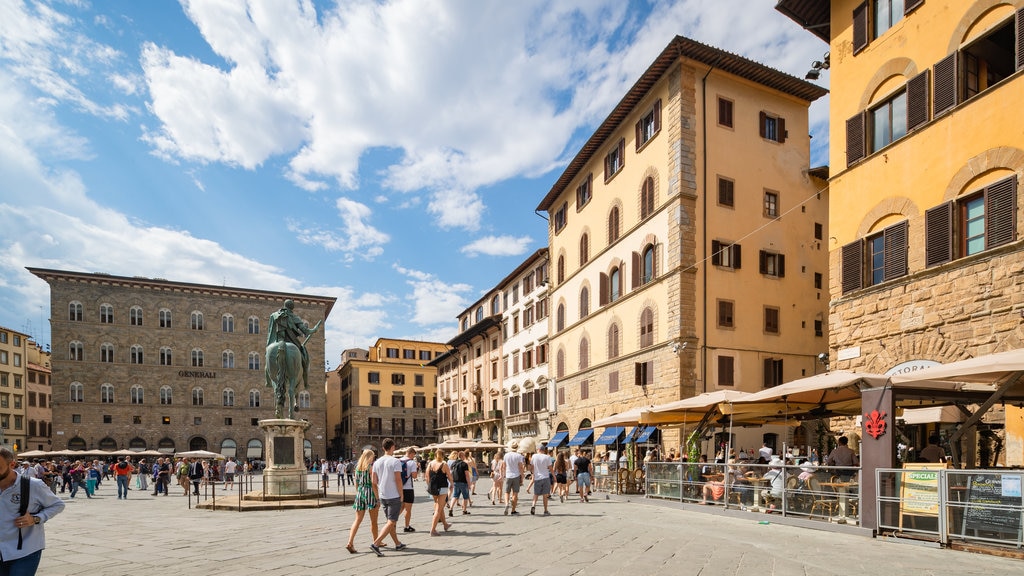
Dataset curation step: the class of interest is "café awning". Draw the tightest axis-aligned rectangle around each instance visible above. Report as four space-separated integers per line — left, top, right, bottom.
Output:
634 426 658 443
594 427 626 446
566 429 594 447
546 431 569 448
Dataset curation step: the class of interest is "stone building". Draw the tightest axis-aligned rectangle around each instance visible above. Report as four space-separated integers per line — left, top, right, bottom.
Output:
535 36 830 454
29 268 334 461
777 0 1024 464
25 341 52 452
335 339 444 460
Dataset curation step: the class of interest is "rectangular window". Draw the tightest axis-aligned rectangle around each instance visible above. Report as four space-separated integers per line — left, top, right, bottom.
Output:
764 307 780 334
814 319 824 337
634 361 653 387
718 356 735 386
403 349 415 359
368 418 382 435
718 97 734 128
814 272 823 290
871 90 907 152
386 348 399 358
718 177 735 207
763 358 784 388
580 380 589 400
392 394 405 408
814 223 823 240
711 240 741 269
604 138 625 181
392 418 406 435
764 191 779 218
413 395 426 409
759 251 786 278
609 371 619 393
717 300 734 328
759 112 786 143
576 174 593 210
370 392 380 407
553 201 568 233
415 374 424 386
635 99 661 149
841 220 909 292
873 0 906 39
419 350 431 361
392 373 405 385
558 387 565 405
368 372 380 384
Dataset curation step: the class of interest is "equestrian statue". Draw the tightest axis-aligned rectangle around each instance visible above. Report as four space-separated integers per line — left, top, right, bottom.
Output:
265 299 321 419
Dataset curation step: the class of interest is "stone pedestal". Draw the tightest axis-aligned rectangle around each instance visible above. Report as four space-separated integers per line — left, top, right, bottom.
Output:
260 419 311 497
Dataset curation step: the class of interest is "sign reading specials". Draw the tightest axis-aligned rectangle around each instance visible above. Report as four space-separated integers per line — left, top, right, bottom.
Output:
885 359 941 377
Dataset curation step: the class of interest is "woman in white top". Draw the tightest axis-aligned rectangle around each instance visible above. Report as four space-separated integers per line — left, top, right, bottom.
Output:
490 449 505 505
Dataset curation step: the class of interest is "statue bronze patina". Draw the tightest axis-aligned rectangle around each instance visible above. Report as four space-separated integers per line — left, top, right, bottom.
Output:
265 299 320 419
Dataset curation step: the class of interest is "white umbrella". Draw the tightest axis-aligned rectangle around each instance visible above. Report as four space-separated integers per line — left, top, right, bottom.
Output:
175 450 226 460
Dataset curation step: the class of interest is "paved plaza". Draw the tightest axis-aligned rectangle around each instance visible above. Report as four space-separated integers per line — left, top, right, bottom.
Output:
37 476 1021 575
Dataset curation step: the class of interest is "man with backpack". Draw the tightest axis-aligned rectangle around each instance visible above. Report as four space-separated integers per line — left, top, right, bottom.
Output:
113 456 135 499
399 447 419 533
0 447 65 574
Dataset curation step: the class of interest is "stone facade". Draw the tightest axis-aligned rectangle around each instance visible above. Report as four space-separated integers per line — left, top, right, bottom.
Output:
30 268 334 461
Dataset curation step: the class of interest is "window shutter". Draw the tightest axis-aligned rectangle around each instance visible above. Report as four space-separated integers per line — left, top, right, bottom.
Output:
763 358 773 388
985 176 1017 249
1017 8 1024 70
883 220 909 281
777 117 787 143
758 250 767 274
635 118 643 152
758 111 767 138
653 99 662 132
841 241 864 293
712 241 722 266
631 252 641 288
617 138 625 169
599 273 609 306
925 202 953 267
853 2 869 54
846 112 866 166
933 53 958 116
904 0 924 14
906 70 930 131
604 152 611 181
733 244 742 269
778 254 786 277
617 265 625 297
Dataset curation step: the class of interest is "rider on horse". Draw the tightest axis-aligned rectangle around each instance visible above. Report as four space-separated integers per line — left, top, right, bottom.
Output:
266 299 317 390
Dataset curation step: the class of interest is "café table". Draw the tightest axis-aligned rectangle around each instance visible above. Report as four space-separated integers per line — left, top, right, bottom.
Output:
820 481 858 524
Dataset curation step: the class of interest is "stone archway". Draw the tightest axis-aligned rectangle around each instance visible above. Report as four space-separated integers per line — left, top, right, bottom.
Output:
188 437 208 451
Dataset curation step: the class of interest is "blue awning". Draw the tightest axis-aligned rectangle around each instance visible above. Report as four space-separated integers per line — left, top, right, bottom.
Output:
546 431 569 448
594 427 626 446
634 426 657 443
624 426 641 442
566 428 595 446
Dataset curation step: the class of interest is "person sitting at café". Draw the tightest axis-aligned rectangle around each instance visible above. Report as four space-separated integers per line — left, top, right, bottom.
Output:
762 457 786 511
726 459 754 506
919 434 946 463
701 460 726 505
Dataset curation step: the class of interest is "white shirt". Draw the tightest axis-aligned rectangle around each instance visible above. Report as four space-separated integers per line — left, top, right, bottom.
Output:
759 446 773 461
400 458 416 489
504 452 525 479
372 454 403 500
531 453 552 480
224 460 237 474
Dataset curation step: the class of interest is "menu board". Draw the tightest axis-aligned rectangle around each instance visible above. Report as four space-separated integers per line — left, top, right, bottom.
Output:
963 473 1022 535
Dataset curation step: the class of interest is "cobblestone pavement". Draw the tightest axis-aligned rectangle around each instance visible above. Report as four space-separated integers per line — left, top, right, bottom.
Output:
37 476 1021 575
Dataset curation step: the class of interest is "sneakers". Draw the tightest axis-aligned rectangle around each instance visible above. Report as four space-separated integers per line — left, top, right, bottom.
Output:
395 543 407 551
462 510 470 515
403 526 416 533
543 510 551 516
369 543 384 557
560 494 565 503
510 510 520 516
530 506 536 515
503 504 510 516
448 507 454 518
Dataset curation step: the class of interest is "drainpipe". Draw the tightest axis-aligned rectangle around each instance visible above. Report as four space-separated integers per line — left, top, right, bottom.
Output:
700 62 716 395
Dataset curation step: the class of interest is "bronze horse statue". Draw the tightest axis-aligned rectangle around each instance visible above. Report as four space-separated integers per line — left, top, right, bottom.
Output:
265 340 303 419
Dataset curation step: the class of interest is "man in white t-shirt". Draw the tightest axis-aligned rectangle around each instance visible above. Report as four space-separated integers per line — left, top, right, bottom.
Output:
370 438 406 556
399 447 419 533
503 441 526 516
223 457 237 490
759 443 773 462
529 445 553 516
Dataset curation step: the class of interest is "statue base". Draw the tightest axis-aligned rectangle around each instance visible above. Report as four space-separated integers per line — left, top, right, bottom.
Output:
259 418 311 496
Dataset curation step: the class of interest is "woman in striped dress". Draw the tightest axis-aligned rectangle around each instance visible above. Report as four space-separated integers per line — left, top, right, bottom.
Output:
345 449 379 554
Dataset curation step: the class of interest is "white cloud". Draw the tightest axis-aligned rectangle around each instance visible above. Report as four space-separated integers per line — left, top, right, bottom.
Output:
393 264 473 326
461 235 533 258
288 197 389 261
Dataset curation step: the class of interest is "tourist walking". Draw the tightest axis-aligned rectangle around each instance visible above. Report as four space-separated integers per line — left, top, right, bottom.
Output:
575 450 594 503
449 451 471 516
112 456 134 499
399 448 419 533
503 441 525 516
345 449 379 554
530 445 553 515
425 450 453 536
489 449 505 505
553 452 570 503
0 447 66 575
369 439 406 557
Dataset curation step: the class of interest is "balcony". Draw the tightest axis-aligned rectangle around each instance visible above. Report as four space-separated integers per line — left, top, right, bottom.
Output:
464 410 503 424
505 412 537 427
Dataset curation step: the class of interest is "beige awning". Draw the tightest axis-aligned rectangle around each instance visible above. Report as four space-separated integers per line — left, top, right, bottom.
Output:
898 406 965 425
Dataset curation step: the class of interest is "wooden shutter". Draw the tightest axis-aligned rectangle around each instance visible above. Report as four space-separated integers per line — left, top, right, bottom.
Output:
599 273 609 306
925 202 953 267
846 112 866 166
733 244 742 270
906 70 930 131
933 53 958 116
763 358 774 387
653 98 662 132
635 118 642 151
604 151 611 181
853 2 869 54
841 240 864 293
711 240 722 266
777 117 787 143
758 250 767 274
617 265 625 299
986 176 1017 249
759 111 767 138
1017 8 1024 70
905 0 924 14
883 220 909 281
777 254 786 277
631 252 640 288
617 138 625 171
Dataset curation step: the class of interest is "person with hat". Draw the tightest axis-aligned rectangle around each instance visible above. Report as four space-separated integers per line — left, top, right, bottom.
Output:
762 457 786 510
502 440 525 516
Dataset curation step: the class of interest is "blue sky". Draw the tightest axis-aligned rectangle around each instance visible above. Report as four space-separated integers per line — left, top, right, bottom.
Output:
0 0 829 366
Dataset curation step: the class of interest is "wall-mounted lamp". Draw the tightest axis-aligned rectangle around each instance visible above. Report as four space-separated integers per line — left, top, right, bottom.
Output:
670 342 687 355
805 52 830 80
817 352 830 371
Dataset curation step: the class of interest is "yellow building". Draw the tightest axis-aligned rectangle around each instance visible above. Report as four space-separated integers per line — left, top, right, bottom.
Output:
777 0 1024 464
0 326 31 451
335 338 446 459
536 36 830 454
25 340 52 452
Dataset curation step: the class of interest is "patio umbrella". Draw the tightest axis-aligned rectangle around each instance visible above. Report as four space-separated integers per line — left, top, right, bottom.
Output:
723 371 888 419
593 405 654 427
175 450 226 460
16 450 48 458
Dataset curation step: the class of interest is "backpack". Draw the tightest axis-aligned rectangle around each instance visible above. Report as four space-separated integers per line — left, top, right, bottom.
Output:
399 458 411 486
451 460 468 484
17 475 30 550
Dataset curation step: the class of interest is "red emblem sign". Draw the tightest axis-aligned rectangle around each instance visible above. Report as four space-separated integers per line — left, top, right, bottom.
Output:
864 409 887 439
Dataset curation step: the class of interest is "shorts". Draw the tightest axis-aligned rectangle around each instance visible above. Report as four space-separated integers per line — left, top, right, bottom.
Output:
577 472 591 487
225 473 235 481
555 473 567 485
504 476 522 494
381 497 402 522
452 482 470 500
402 489 415 504
534 477 552 496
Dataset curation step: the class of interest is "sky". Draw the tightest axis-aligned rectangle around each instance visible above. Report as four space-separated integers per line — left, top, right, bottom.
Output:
0 0 830 367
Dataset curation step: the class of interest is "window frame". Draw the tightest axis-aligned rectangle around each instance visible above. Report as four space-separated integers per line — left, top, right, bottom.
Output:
604 138 626 182
576 173 593 211
635 98 662 150
717 300 735 329
717 96 734 128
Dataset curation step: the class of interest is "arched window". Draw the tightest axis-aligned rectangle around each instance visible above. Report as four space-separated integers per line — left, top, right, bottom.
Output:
491 295 501 315
68 301 83 322
643 244 655 284
556 303 565 332
298 391 311 409
557 255 565 283
160 386 172 405
462 317 469 331
130 345 143 364
248 352 260 370
223 388 235 407
130 385 144 404
222 350 234 368
160 347 172 366
246 439 263 459
192 387 204 406
556 348 565 378
608 324 620 359
100 383 114 404
130 306 143 326
476 306 484 322
608 206 621 243
640 307 654 347
248 316 260 334
70 382 84 402
100 343 114 363
100 303 114 324
69 341 83 362
640 176 655 219
222 314 234 333
579 233 590 266
579 337 589 370
249 390 261 408
610 266 621 302
159 309 172 328
191 349 204 367
190 311 204 330
221 438 237 458
579 287 590 319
